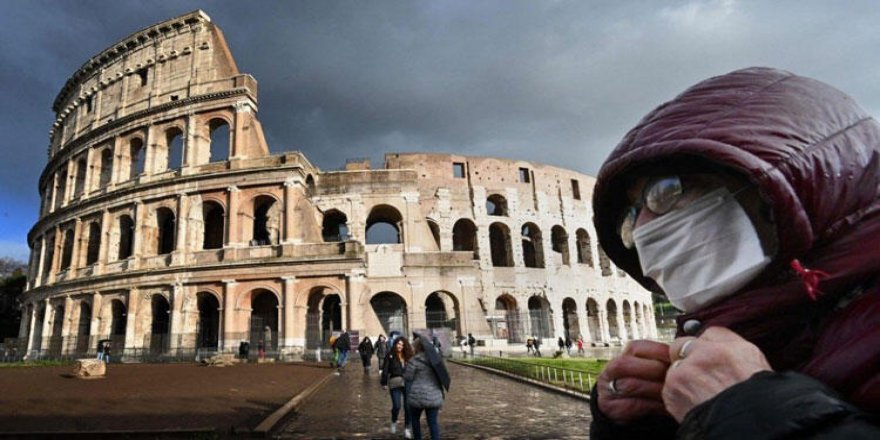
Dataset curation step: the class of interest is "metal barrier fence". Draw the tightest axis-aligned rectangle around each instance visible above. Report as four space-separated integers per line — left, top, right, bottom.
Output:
456 352 596 395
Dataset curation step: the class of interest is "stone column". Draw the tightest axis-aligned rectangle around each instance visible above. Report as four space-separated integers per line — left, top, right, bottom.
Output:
70 219 83 273
232 102 252 159
90 292 103 340
96 209 111 275
617 305 629 342
168 284 184 350
173 194 189 265
345 273 367 334
576 299 592 343
221 280 238 351
282 276 297 349
26 303 39 354
131 201 143 267
124 290 141 352
184 113 197 168
226 186 241 247
17 307 30 350
598 307 611 344
84 147 97 196
282 179 297 244
61 296 74 354
40 299 52 353
35 236 46 288
62 160 75 206
48 226 62 284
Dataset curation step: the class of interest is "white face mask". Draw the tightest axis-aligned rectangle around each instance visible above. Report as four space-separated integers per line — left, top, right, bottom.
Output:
632 187 771 313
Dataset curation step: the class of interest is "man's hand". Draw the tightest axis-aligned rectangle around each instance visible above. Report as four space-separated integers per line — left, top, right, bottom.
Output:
663 327 772 422
597 340 672 423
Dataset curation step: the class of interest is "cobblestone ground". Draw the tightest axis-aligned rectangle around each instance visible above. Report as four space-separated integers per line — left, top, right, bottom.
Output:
278 358 591 439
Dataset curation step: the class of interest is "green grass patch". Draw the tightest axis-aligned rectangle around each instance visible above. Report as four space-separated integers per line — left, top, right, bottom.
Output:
511 357 607 376
462 356 607 393
0 359 75 368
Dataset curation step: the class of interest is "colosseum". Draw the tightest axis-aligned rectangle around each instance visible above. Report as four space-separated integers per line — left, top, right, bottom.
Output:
18 10 656 361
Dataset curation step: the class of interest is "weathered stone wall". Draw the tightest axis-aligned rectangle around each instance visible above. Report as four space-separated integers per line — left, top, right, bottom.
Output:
19 10 655 361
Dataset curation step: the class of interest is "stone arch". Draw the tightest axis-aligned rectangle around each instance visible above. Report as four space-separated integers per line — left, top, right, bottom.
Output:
576 228 593 267
561 297 579 340
154 207 176 255
521 223 544 268
586 298 601 344
606 299 620 341
494 294 523 342
249 289 280 351
425 291 461 334
54 168 67 210
60 228 75 270
370 291 408 336
551 225 570 266
148 294 171 354
129 137 145 179
489 222 513 267
75 301 92 355
321 209 349 242
99 146 115 187
623 300 634 340
366 204 403 244
452 218 478 259
165 126 185 171
426 218 441 251
202 200 225 250
85 221 101 265
208 117 231 163
527 295 553 339
248 194 281 246
196 292 220 349
305 286 343 349
486 194 508 216
305 175 316 194
115 214 135 260
73 156 87 198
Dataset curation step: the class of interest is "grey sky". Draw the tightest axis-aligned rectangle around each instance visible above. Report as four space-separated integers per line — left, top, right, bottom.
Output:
2 0 880 261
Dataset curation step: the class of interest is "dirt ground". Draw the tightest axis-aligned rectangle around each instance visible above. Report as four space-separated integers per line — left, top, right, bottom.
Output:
0 361 330 436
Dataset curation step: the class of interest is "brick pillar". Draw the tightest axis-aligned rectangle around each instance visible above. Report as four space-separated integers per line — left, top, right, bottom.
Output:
221 280 238 351
169 284 184 350
282 179 297 244
282 276 297 349
90 292 103 339
226 186 241 247
124 290 141 352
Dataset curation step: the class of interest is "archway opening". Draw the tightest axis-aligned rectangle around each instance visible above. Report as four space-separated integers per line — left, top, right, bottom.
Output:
576 228 593 267
370 292 408 336
305 288 342 349
452 218 478 260
489 222 513 267
86 222 101 265
587 298 600 345
130 138 145 179
250 290 279 351
527 296 552 339
321 210 349 242
252 196 279 246
366 205 402 244
551 225 570 266
166 127 184 171
562 298 579 340
149 295 170 354
197 293 220 349
118 215 134 260
494 294 522 342
606 299 620 341
49 305 64 356
208 119 230 162
425 293 448 329
522 223 544 268
202 201 225 250
76 302 92 355
486 194 508 216
427 219 441 250
110 300 127 352
156 208 176 255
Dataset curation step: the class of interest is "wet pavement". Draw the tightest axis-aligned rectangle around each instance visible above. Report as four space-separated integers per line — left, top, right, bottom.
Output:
277 358 591 439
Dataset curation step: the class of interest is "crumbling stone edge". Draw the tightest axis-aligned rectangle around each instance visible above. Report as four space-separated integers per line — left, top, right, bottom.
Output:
449 359 590 402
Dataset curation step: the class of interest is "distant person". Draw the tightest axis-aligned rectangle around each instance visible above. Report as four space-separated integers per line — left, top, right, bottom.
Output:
558 336 565 354
96 340 105 361
459 336 469 357
381 336 413 437
565 336 573 355
406 336 447 440
257 340 265 360
533 337 542 357
102 341 111 363
374 334 388 374
334 329 351 370
467 333 476 357
359 336 375 373
328 333 339 368
526 338 534 355
238 340 250 361
576 337 585 356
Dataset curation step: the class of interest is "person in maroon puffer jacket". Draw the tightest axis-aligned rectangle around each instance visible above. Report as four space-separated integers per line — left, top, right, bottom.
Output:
589 67 880 439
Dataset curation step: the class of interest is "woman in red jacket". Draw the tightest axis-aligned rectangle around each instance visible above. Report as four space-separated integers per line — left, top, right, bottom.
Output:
589 67 880 439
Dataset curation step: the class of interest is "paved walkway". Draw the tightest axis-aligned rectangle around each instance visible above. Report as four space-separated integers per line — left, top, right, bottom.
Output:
278 358 591 439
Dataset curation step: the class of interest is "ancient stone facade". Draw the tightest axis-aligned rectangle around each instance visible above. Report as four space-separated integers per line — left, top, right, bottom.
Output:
19 11 655 360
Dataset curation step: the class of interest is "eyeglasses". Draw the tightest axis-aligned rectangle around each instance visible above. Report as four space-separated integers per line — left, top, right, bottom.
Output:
618 176 684 249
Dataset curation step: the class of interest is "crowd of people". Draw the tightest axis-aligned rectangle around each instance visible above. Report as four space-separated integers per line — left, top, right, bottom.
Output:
331 330 450 439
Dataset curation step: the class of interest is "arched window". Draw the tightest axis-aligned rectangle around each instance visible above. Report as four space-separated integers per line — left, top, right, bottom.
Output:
551 225 570 266
366 205 403 244
208 119 230 162
252 196 279 246
598 244 613 277
54 169 67 210
528 296 553 339
43 233 55 278
130 138 145 179
86 222 101 265
118 215 134 260
166 127 184 171
452 218 478 260
74 157 87 197
99 149 114 187
427 219 441 250
489 222 513 267
60 228 74 270
156 208 176 255
521 223 544 268
322 210 349 242
576 228 593 267
202 201 225 250
486 194 508 216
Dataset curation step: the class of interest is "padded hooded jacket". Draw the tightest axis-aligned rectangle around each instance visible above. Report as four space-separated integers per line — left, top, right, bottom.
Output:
590 67 880 439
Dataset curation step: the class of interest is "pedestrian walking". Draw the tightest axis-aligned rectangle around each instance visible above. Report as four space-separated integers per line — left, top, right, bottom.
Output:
238 340 250 361
406 335 450 440
467 333 475 358
328 333 339 368
526 338 534 355
558 336 565 355
102 341 112 363
381 336 414 437
576 337 585 356
565 336 572 355
335 329 351 370
459 336 468 357
533 337 542 357
375 334 388 374
359 336 375 373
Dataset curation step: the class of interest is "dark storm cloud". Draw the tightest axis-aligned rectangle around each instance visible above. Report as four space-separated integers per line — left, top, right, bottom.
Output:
3 0 880 260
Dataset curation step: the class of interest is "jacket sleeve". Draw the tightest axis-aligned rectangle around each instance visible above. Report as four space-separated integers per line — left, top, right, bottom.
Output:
380 355 390 386
589 385 678 440
403 358 417 382
678 371 880 440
